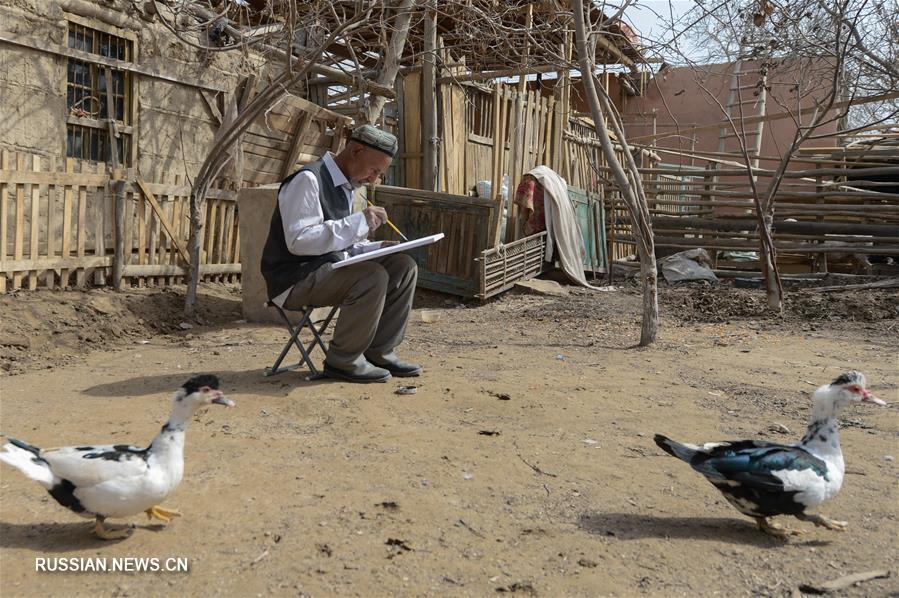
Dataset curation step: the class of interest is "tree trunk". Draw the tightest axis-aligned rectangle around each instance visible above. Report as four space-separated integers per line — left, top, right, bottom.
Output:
572 0 658 345
760 212 782 310
185 181 209 318
359 0 416 126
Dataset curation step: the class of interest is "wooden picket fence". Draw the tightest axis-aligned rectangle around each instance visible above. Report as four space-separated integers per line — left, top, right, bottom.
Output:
0 150 240 292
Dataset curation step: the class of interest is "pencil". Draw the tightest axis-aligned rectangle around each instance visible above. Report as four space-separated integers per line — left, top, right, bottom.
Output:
367 200 409 241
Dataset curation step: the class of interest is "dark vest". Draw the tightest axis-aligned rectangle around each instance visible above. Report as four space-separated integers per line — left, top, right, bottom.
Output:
260 159 351 299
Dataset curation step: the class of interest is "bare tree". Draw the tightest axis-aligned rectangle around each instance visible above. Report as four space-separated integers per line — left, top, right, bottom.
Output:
573 0 659 345
636 0 898 312
357 0 417 125
150 1 417 316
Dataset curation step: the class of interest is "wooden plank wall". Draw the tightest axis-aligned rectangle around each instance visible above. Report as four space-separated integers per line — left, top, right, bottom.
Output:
442 82 555 203
402 72 423 189
243 93 351 187
403 78 557 203
439 78 467 195
0 151 240 292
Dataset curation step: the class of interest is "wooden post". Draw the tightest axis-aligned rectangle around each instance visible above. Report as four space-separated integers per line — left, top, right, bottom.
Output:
75 171 87 288
814 162 827 272
0 151 8 293
421 0 438 191
113 179 125 290
703 169 718 268
28 155 40 289
503 2 533 243
395 73 406 187
13 153 25 290
104 67 120 170
491 82 503 205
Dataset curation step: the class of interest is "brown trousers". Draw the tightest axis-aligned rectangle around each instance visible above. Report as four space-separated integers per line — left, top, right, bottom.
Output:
283 253 417 369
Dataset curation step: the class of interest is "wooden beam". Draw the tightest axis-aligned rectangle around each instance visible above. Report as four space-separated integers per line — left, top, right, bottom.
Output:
280 112 312 178
0 256 112 273
438 64 564 84
593 32 634 68
122 263 240 276
0 32 228 92
200 90 223 125
629 90 899 143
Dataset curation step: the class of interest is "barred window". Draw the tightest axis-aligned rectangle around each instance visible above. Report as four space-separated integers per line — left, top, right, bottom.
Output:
65 22 133 166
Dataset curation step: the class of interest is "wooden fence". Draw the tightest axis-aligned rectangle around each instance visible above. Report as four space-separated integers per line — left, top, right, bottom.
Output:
602 161 899 273
0 150 240 292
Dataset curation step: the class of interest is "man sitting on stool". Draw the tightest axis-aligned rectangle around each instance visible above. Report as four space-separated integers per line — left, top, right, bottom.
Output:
261 125 421 383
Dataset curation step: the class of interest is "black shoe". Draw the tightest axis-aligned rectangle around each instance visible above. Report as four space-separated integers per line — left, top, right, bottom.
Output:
364 353 422 377
323 361 391 383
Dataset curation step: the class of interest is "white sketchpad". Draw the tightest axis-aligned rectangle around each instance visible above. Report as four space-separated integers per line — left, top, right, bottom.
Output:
333 233 445 269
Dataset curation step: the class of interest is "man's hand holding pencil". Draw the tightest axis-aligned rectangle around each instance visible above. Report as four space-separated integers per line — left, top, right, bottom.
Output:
362 204 388 231
365 200 409 241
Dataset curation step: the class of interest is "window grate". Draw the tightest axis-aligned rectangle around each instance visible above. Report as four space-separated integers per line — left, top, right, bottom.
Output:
65 22 133 165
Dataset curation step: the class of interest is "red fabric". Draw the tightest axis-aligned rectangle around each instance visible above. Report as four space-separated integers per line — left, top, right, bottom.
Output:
513 175 546 236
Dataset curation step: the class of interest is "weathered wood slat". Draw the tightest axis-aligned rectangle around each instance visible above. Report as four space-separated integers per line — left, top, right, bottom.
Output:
76 184 87 287
2 256 113 272
94 180 108 285
224 201 236 268
616 235 899 254
43 159 58 287
0 170 109 186
61 160 76 287
0 151 8 292
122 263 241 276
28 157 40 289
135 179 191 264
13 153 25 289
137 189 147 266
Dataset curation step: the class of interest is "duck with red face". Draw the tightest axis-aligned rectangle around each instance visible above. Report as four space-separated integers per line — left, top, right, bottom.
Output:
655 371 885 537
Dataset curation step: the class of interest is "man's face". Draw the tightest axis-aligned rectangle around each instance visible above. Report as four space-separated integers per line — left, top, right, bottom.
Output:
346 143 393 187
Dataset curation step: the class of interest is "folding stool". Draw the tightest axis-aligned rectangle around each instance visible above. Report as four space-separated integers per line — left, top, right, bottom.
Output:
264 302 339 379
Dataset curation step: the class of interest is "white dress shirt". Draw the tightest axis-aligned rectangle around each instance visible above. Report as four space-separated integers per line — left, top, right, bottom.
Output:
279 152 370 255
271 152 370 306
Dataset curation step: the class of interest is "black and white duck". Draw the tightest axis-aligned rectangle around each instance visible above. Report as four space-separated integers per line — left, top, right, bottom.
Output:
655 371 885 537
0 374 233 539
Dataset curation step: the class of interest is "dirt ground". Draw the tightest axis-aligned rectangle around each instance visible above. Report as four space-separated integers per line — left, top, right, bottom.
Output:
0 281 896 597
